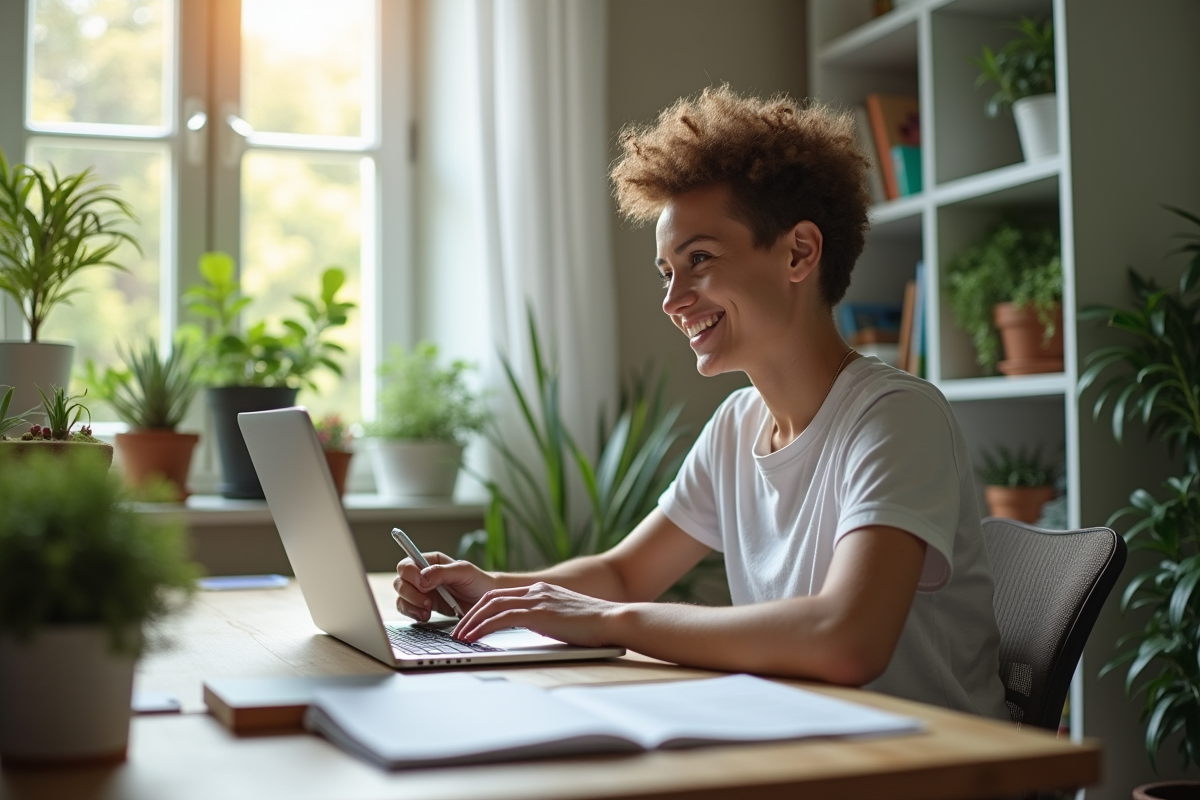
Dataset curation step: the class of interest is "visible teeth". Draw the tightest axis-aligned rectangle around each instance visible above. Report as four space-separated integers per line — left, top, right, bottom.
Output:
685 314 721 338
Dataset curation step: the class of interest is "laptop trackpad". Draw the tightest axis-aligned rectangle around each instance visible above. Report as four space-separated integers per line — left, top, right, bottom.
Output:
477 628 570 650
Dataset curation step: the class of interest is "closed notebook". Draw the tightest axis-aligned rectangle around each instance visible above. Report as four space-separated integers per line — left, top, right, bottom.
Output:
303 672 923 769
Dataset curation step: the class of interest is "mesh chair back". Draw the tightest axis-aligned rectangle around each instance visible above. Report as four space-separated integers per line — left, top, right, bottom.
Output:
982 518 1127 731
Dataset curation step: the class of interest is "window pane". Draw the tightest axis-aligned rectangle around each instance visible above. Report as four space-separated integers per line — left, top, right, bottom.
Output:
241 150 365 421
29 0 172 129
27 141 167 419
241 0 373 138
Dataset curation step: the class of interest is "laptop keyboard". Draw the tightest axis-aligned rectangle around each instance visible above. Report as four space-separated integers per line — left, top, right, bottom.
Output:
386 625 502 656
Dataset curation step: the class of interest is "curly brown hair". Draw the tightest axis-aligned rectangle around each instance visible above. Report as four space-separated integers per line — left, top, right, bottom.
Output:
610 85 871 307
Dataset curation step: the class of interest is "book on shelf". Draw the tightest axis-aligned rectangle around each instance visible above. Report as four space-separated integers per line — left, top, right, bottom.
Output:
303 672 923 770
865 94 920 201
891 144 922 196
908 261 927 378
897 279 917 373
852 106 887 204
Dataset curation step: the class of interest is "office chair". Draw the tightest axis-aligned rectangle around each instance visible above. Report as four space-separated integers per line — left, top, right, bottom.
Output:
982 518 1127 731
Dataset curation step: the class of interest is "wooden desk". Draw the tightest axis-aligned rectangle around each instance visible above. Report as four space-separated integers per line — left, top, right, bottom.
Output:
0 575 1100 800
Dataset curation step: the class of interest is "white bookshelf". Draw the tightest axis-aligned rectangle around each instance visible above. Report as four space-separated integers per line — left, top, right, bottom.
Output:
810 0 1200 796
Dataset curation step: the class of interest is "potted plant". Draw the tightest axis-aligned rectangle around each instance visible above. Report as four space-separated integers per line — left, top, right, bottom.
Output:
0 447 197 764
974 16 1057 161
945 220 1063 376
977 443 1060 524
315 413 354 499
83 336 202 502
457 310 695 579
0 147 139 425
1080 206 1200 782
365 341 486 498
0 385 112 466
183 251 355 498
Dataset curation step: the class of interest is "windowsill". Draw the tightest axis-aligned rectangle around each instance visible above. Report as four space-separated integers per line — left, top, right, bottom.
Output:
134 493 488 528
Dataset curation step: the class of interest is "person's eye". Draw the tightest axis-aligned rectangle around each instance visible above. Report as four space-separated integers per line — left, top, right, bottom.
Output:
690 252 711 266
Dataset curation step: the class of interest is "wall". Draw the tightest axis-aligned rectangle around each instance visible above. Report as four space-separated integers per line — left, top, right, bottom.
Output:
606 0 809 428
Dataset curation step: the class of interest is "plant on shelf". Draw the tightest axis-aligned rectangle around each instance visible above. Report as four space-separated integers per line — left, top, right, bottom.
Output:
182 251 356 499
945 219 1063 375
83 336 203 502
0 386 33 438
0 147 140 422
977 443 1060 524
315 413 355 498
365 342 487 498
0 446 198 764
0 384 113 464
1081 205 1200 771
973 16 1058 161
457 310 696 584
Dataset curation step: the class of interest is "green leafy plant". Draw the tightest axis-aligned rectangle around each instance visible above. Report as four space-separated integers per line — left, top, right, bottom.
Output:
0 147 140 342
459 311 689 571
945 220 1062 371
973 16 1056 118
977 444 1060 487
13 385 98 442
0 386 35 438
368 342 487 443
182 251 355 390
0 447 199 652
83 336 201 430
1081 205 1200 770
315 413 354 452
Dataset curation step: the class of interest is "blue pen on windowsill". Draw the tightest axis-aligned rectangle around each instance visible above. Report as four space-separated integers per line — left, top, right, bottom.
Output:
391 527 465 617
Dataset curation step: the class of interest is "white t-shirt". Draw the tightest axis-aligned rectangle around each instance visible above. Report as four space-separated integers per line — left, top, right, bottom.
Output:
659 356 1008 719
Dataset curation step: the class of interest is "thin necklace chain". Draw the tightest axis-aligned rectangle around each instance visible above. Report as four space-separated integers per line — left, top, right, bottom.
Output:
824 348 856 401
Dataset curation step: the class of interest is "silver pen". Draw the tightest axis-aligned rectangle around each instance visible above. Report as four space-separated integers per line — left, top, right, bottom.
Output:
391 527 465 617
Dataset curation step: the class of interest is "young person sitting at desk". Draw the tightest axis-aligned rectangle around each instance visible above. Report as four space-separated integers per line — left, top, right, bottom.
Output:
394 86 1008 719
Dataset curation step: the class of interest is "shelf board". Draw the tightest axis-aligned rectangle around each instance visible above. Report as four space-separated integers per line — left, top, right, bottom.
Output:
870 192 926 230
939 372 1070 401
818 6 920 69
933 156 1061 208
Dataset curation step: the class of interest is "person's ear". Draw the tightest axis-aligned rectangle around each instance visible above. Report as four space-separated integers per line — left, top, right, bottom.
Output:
786 221 823 285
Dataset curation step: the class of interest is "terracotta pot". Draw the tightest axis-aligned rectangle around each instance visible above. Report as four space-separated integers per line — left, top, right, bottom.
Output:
0 626 137 765
0 440 114 467
985 485 1056 524
993 302 1064 376
115 430 200 502
324 449 353 498
1133 782 1200 800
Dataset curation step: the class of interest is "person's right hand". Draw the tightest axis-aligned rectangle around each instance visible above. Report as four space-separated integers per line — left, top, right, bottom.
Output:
393 553 500 622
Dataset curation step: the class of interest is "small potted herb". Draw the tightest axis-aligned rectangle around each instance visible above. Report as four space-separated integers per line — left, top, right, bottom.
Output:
0 147 139 423
977 444 1060 524
314 413 354 498
84 336 202 501
973 16 1057 160
0 447 197 764
183 251 355 498
365 342 487 497
945 220 1062 375
0 385 111 465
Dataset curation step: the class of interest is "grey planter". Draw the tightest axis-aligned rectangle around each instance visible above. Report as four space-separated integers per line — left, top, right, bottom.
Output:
207 386 299 499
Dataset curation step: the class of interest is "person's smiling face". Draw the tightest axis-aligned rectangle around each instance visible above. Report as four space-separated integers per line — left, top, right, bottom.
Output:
655 184 809 377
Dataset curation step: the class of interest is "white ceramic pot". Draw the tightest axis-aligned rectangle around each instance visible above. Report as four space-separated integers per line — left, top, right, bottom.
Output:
0 341 74 429
1012 93 1059 161
0 625 137 764
366 439 464 497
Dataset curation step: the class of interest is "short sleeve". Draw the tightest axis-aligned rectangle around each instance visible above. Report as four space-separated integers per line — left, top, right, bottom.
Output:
658 409 724 552
834 389 961 591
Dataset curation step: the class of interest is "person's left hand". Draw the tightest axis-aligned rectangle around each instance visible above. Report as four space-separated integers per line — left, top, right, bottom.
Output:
451 582 622 648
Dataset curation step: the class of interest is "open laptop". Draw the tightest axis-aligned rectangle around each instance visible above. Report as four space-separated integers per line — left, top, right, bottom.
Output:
238 406 626 669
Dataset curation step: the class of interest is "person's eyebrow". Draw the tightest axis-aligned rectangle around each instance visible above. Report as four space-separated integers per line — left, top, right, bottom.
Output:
654 234 719 267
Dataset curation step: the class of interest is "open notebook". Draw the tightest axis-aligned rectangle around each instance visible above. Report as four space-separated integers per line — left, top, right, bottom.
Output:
303 673 923 769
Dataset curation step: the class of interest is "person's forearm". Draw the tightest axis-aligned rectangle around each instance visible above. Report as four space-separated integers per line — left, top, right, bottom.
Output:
492 554 633 602
602 599 889 685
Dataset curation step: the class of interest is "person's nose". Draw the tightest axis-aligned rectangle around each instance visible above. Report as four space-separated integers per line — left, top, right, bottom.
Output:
662 271 695 316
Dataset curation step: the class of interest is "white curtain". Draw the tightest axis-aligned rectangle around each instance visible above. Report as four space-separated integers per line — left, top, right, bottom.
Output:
470 0 619 459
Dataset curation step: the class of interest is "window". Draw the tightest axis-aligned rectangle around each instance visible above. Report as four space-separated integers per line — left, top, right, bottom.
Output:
2 0 412 430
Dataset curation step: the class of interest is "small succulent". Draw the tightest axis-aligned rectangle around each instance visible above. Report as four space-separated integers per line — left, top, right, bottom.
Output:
0 386 36 439
314 413 353 452
19 386 98 442
977 444 1060 487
